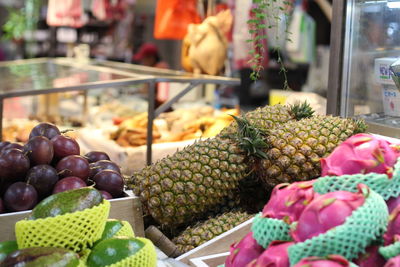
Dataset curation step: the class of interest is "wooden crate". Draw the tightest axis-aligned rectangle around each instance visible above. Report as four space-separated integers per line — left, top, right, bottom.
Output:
0 195 144 242
176 217 253 266
189 252 229 267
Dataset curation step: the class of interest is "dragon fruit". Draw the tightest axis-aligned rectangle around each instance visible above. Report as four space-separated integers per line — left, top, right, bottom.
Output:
384 205 400 246
385 255 400 267
262 180 318 224
291 184 366 242
292 255 352 267
321 133 400 177
354 245 386 267
225 232 264 267
246 241 294 267
387 196 400 213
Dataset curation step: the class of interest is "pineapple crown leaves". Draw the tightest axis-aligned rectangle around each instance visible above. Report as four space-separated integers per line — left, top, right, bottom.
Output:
353 119 368 134
289 101 315 120
228 115 269 159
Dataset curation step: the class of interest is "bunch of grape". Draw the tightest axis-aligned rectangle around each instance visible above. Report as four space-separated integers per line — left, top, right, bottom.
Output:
0 123 125 214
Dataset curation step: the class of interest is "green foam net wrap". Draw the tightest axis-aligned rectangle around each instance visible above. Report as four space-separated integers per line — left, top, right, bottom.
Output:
313 158 400 200
288 189 389 265
251 213 291 248
379 241 400 260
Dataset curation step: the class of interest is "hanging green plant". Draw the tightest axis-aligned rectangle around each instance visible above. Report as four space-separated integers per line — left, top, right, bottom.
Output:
2 8 27 40
2 0 41 41
247 0 293 89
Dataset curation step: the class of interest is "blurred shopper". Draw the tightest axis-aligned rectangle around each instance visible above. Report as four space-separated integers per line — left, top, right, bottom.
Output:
133 43 169 69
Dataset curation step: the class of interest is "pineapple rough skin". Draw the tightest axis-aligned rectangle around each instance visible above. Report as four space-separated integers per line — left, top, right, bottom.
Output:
129 104 308 228
173 210 253 253
219 103 310 137
130 138 248 227
258 115 365 187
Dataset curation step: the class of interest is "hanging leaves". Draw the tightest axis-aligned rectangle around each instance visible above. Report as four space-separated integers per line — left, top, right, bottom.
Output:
247 0 293 89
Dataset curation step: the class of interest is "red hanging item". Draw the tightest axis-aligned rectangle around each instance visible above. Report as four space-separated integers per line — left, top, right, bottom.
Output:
154 0 201 40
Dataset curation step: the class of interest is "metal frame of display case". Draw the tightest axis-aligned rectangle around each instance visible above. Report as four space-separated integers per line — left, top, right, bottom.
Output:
327 0 346 116
0 58 240 165
326 0 400 138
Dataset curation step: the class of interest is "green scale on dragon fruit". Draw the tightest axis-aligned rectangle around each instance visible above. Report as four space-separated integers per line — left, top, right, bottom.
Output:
224 232 264 267
288 184 389 265
246 241 294 267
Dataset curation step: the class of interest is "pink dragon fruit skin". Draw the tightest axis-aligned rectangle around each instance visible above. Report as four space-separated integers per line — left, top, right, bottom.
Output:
321 133 400 177
384 205 400 246
387 196 400 213
246 241 294 267
291 184 366 242
354 245 387 267
385 255 400 267
262 180 318 224
293 255 352 267
225 232 264 267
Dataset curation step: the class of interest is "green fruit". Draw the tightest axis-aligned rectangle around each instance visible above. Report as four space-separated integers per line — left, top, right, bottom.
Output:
1 247 79 267
0 241 18 262
29 187 103 220
87 237 145 267
96 220 124 244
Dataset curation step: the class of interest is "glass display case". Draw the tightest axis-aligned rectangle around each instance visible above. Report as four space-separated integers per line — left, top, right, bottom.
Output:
328 0 400 137
0 58 239 164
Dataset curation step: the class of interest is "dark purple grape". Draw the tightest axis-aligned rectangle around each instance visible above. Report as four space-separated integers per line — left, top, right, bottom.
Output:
1 143 23 154
0 198 4 213
0 141 10 151
24 136 54 165
0 181 11 197
4 182 38 211
89 160 121 179
85 151 110 163
29 122 61 140
52 176 86 194
99 190 113 200
51 135 80 159
0 149 30 182
26 165 59 197
93 170 124 198
56 155 90 181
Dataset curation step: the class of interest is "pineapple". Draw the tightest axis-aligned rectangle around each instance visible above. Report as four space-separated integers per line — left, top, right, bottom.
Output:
130 137 248 227
219 102 314 136
129 103 313 227
257 115 367 188
173 210 253 253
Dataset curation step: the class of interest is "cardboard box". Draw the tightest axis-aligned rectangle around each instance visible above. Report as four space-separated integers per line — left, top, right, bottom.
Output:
176 218 253 266
382 85 400 117
189 252 229 267
374 58 400 117
0 194 144 242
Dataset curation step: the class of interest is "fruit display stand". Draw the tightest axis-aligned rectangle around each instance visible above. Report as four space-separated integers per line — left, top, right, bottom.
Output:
0 58 239 166
0 191 144 242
